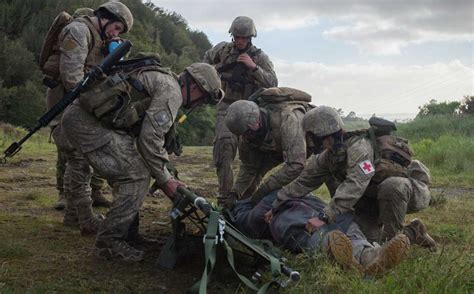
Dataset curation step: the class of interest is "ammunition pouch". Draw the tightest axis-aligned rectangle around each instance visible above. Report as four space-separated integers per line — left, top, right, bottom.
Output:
371 158 409 184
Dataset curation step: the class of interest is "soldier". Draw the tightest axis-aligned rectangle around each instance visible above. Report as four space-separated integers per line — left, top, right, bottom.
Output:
232 190 411 276
203 16 278 206
48 2 133 234
61 61 224 261
264 106 436 250
223 87 311 208
52 7 110 210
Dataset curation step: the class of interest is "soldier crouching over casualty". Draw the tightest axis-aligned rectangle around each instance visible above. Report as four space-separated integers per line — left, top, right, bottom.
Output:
264 106 436 251
231 191 410 277
221 87 312 209
203 16 278 206
61 58 224 261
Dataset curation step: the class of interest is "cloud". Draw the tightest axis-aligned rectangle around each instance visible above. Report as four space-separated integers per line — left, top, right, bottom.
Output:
273 59 473 116
151 0 473 55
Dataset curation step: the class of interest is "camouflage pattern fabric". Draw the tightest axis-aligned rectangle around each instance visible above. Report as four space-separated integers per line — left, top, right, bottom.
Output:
276 136 432 243
61 70 181 243
231 106 307 201
203 41 277 199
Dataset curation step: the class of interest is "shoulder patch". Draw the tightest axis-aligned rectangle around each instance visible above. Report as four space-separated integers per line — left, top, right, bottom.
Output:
63 39 77 51
154 110 170 126
358 160 375 175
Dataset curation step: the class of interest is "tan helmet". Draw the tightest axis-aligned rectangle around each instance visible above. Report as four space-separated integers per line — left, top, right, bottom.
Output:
225 100 260 135
72 7 94 18
228 16 257 37
302 106 344 137
96 1 133 33
185 63 225 103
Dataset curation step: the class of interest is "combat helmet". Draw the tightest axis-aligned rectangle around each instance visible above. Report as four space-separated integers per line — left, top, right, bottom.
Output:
225 100 260 135
185 63 224 104
229 16 257 37
302 106 344 137
96 2 134 33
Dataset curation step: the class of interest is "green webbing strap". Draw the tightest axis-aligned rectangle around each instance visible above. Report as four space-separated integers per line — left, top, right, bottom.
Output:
191 210 220 294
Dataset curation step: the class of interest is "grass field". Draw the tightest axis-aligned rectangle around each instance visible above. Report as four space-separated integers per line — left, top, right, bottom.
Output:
0 120 473 293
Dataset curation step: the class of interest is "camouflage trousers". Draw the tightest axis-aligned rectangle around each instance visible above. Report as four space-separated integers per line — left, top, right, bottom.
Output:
213 101 239 198
55 142 105 198
52 125 94 222
62 104 150 243
355 176 431 242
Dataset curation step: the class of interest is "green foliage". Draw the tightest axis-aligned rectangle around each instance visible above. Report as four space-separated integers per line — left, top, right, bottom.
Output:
458 95 474 115
178 106 216 145
417 99 461 118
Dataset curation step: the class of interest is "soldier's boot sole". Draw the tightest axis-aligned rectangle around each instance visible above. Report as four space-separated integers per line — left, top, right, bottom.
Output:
80 214 105 236
365 234 410 277
54 196 66 210
325 230 364 273
91 191 111 208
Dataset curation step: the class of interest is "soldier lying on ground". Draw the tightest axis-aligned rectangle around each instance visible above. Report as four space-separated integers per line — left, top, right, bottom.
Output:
231 191 412 276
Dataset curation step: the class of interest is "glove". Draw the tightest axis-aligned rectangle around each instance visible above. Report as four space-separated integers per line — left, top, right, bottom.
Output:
159 178 186 199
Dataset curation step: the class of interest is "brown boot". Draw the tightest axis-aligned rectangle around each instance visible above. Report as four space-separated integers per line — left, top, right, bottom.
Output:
402 218 436 251
76 204 105 235
91 189 111 208
324 230 364 273
361 234 410 277
54 193 66 210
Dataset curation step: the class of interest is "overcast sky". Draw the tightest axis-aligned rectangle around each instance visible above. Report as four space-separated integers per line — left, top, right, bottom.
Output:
151 0 473 118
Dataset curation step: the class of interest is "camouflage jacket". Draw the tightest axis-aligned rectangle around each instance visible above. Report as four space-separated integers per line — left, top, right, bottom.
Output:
134 70 182 185
203 41 277 102
276 136 376 222
232 104 307 199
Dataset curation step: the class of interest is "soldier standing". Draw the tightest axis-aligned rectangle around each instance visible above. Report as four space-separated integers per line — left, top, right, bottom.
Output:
223 87 311 208
61 61 224 261
265 106 436 250
46 2 133 234
203 16 278 206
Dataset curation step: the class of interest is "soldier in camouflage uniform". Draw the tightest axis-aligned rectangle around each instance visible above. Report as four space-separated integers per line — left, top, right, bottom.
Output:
203 16 278 205
222 88 311 208
62 61 224 261
52 7 109 210
264 106 436 250
49 2 133 234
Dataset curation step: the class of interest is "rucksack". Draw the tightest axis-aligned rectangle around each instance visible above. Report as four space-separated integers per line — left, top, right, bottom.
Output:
365 117 413 183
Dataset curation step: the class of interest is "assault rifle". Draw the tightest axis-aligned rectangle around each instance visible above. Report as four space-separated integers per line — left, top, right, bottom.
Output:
1 40 132 164
156 186 300 292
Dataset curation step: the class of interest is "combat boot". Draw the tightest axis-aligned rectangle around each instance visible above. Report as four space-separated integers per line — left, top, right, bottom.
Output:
54 193 66 210
95 239 145 262
76 204 105 235
361 234 410 277
63 196 78 227
402 218 436 251
91 189 111 208
324 230 363 273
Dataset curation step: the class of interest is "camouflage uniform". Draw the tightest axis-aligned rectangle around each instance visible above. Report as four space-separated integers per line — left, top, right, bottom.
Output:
203 19 278 199
62 61 223 260
52 15 106 233
276 107 432 243
225 95 308 202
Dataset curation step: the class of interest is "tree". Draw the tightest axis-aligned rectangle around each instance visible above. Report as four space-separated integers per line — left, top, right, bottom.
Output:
458 96 474 115
416 99 460 118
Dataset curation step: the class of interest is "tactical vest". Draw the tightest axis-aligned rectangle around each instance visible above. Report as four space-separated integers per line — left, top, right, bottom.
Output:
216 42 262 102
78 62 176 133
247 87 312 153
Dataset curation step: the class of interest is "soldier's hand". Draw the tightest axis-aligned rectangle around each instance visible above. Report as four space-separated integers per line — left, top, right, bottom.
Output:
237 53 257 70
160 178 186 199
264 209 274 223
305 217 326 233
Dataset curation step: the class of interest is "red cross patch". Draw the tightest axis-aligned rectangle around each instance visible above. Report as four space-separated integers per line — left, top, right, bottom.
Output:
358 160 375 175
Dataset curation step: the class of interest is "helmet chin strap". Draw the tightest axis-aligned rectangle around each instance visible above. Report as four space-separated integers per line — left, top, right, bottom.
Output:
98 17 113 41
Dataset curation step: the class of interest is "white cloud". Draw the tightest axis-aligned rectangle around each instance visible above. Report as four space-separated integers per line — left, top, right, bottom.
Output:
151 0 473 55
273 59 473 116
